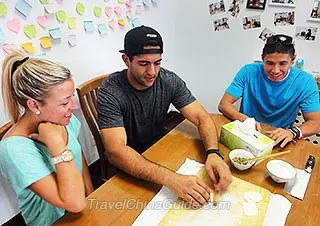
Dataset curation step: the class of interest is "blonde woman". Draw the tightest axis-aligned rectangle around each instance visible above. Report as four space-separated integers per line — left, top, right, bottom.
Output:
0 50 93 226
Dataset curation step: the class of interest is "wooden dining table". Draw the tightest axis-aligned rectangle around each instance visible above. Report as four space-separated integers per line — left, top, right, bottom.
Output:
54 114 320 226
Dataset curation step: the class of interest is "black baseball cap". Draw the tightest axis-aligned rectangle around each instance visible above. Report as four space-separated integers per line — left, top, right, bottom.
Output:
119 25 163 58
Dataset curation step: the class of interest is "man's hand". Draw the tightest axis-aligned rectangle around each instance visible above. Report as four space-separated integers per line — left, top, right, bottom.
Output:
166 174 211 208
205 154 232 192
266 128 295 148
256 122 262 132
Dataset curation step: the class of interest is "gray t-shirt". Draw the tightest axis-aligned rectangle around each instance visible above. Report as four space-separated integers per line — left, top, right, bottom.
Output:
97 67 196 152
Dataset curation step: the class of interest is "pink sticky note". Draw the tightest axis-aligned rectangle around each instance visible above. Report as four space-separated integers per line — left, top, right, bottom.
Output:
37 15 48 29
114 6 122 16
2 43 18 53
108 19 118 31
105 6 112 17
126 11 132 19
56 0 63 4
136 4 142 14
7 18 20 33
125 1 133 8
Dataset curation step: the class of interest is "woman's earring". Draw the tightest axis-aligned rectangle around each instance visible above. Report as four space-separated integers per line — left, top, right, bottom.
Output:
35 110 41 115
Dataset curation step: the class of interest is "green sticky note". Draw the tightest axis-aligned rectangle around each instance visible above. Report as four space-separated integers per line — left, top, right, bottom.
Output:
24 25 37 39
39 0 49 4
94 6 102 17
68 17 77 29
56 10 67 23
76 2 85 15
0 2 8 17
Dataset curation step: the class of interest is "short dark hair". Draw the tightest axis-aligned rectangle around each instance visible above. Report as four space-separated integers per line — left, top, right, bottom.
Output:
262 34 295 58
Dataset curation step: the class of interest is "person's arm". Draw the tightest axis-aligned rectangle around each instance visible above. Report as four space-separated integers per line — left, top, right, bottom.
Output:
218 93 262 131
179 101 232 192
28 123 86 213
101 127 211 207
81 153 94 196
267 111 320 148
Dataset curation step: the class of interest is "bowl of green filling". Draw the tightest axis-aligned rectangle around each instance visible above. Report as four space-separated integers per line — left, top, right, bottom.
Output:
229 149 256 170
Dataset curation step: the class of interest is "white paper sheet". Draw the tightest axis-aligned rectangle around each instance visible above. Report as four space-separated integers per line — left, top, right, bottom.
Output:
133 158 291 226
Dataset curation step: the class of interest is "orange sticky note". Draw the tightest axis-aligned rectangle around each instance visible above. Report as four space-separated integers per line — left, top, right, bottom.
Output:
21 42 35 54
39 36 52 49
118 18 125 26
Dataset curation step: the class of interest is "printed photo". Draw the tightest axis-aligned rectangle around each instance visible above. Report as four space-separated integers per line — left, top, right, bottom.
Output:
213 17 230 31
259 27 276 41
310 0 320 20
269 0 295 7
274 11 295 26
246 0 267 10
295 27 317 41
243 15 261 30
209 0 226 16
228 0 244 17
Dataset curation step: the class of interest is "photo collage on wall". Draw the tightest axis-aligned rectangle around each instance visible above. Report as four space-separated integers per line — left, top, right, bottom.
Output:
208 0 319 42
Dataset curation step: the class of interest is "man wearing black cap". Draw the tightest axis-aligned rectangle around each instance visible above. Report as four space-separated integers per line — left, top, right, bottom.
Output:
97 25 232 207
219 34 320 147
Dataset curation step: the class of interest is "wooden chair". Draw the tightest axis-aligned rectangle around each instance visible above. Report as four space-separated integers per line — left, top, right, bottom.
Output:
0 121 13 140
76 74 109 179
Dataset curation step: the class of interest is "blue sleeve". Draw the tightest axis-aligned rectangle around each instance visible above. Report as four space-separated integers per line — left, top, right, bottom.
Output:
0 139 54 194
226 65 249 99
300 77 320 113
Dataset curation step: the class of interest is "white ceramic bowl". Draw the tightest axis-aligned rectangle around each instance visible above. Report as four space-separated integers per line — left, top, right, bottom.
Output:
229 149 256 171
266 160 296 183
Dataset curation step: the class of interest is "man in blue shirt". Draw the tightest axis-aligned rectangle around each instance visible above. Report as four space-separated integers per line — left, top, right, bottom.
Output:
219 34 320 148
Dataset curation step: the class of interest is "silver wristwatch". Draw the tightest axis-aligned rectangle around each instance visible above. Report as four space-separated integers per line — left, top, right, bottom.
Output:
52 149 73 165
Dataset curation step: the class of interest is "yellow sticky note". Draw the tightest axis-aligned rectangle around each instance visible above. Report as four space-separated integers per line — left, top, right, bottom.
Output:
24 25 37 39
68 17 77 29
21 42 35 54
39 0 49 4
118 18 125 27
39 36 52 49
94 6 102 17
56 10 67 23
0 2 7 17
76 2 85 15
118 0 126 3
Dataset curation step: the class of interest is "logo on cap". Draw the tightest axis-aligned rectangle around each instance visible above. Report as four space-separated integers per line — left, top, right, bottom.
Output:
146 34 157 38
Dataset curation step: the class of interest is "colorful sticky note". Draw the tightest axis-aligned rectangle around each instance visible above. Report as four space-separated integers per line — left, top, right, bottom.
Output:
94 6 102 17
2 43 18 53
98 23 108 35
49 27 62 39
7 18 21 33
143 0 152 8
56 0 63 4
76 2 85 15
56 10 67 23
39 36 52 48
0 28 7 44
24 25 37 39
21 42 35 54
84 20 94 32
37 15 48 29
126 10 132 19
114 6 122 16
15 0 32 18
44 4 56 14
132 18 142 27
39 0 49 4
125 1 133 8
0 2 8 17
118 0 126 3
135 4 142 14
105 6 112 17
35 52 47 57
67 34 77 47
118 18 125 27
67 17 77 29
108 19 117 31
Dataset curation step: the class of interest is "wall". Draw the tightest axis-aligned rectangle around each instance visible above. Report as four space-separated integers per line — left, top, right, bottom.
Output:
0 0 178 224
174 0 320 113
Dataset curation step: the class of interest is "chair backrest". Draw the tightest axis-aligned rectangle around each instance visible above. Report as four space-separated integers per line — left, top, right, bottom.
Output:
0 121 13 140
76 74 109 178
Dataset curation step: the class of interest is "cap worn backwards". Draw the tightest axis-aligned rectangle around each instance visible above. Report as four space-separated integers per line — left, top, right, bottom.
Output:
119 25 163 58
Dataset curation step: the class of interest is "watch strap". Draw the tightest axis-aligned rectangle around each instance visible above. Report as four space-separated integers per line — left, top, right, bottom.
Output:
206 149 224 160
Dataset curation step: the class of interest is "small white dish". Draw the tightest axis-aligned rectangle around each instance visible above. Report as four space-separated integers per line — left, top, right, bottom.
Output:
266 160 296 183
229 149 256 171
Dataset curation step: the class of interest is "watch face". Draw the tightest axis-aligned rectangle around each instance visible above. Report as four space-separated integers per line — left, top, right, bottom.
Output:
62 150 73 162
